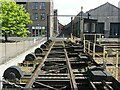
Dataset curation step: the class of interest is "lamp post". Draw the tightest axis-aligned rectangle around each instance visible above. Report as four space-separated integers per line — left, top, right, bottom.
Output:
47 14 50 40
37 24 40 36
71 17 74 39
80 6 84 43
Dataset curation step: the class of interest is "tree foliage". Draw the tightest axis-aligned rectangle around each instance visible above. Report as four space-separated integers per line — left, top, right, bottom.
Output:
0 1 32 41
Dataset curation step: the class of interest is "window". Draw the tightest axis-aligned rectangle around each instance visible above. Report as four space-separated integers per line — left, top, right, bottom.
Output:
32 2 38 9
40 2 45 9
96 23 104 34
33 13 38 20
41 26 45 30
91 23 95 32
84 23 89 32
32 26 35 29
40 13 46 20
23 4 26 9
110 23 120 38
41 26 46 35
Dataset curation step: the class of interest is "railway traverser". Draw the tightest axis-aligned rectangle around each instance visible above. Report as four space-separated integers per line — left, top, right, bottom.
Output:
2 38 120 90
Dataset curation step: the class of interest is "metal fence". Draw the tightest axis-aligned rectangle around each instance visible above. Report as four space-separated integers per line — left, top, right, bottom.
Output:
69 34 119 80
83 38 119 80
0 37 46 65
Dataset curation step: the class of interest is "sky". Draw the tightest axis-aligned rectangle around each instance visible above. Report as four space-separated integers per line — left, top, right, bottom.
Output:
53 0 120 25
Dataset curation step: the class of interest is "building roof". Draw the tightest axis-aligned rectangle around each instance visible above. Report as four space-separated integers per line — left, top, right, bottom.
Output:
59 22 64 27
86 2 120 13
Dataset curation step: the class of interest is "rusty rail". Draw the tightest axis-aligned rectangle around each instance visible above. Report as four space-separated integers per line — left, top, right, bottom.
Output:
25 42 55 88
63 41 78 90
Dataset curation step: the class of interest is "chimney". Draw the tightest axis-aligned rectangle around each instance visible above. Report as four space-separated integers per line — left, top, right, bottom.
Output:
118 1 120 8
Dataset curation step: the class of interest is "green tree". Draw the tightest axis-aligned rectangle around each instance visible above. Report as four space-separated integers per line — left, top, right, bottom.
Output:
0 1 32 41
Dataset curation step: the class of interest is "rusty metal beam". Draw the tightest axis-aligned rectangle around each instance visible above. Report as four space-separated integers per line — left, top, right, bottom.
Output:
25 42 55 88
63 42 78 90
34 81 58 90
88 79 97 90
102 80 114 90
59 86 67 90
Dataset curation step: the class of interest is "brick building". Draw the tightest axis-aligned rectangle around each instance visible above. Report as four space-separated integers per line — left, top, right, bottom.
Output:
16 0 54 37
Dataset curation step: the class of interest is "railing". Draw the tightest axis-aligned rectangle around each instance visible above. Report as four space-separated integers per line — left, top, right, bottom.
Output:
0 37 46 65
83 33 104 44
84 40 107 66
65 33 119 80
83 38 119 80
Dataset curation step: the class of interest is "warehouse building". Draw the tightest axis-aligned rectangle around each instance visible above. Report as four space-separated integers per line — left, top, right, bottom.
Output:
62 2 120 38
87 2 120 38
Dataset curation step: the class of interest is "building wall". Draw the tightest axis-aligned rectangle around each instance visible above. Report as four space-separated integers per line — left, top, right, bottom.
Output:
87 2 120 37
17 0 54 37
61 2 120 38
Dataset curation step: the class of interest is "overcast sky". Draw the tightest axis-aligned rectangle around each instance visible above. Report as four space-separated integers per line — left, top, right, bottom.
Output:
53 0 120 25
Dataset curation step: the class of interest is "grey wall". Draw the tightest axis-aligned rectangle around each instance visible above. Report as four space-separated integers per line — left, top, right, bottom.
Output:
87 3 120 37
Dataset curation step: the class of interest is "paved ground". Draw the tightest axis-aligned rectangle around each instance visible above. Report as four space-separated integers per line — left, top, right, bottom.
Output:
0 37 46 65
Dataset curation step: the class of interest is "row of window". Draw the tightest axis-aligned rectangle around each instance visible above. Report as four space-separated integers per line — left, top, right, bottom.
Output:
31 26 46 36
32 13 46 20
33 2 46 10
84 23 120 37
32 26 46 30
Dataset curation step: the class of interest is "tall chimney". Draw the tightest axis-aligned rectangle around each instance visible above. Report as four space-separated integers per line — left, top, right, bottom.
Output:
118 1 120 8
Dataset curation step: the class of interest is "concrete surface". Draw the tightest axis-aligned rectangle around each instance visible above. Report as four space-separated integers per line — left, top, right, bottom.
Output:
0 37 46 64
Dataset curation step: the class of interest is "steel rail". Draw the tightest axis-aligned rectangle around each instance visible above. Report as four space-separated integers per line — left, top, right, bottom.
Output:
88 79 97 90
63 41 78 90
34 81 59 90
102 80 114 90
2 79 24 89
25 42 55 88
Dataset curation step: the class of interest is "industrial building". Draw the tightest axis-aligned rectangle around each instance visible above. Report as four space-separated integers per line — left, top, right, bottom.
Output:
17 0 54 37
87 2 120 38
62 2 120 38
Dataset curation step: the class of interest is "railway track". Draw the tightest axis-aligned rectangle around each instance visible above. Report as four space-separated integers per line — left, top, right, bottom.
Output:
2 39 120 90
